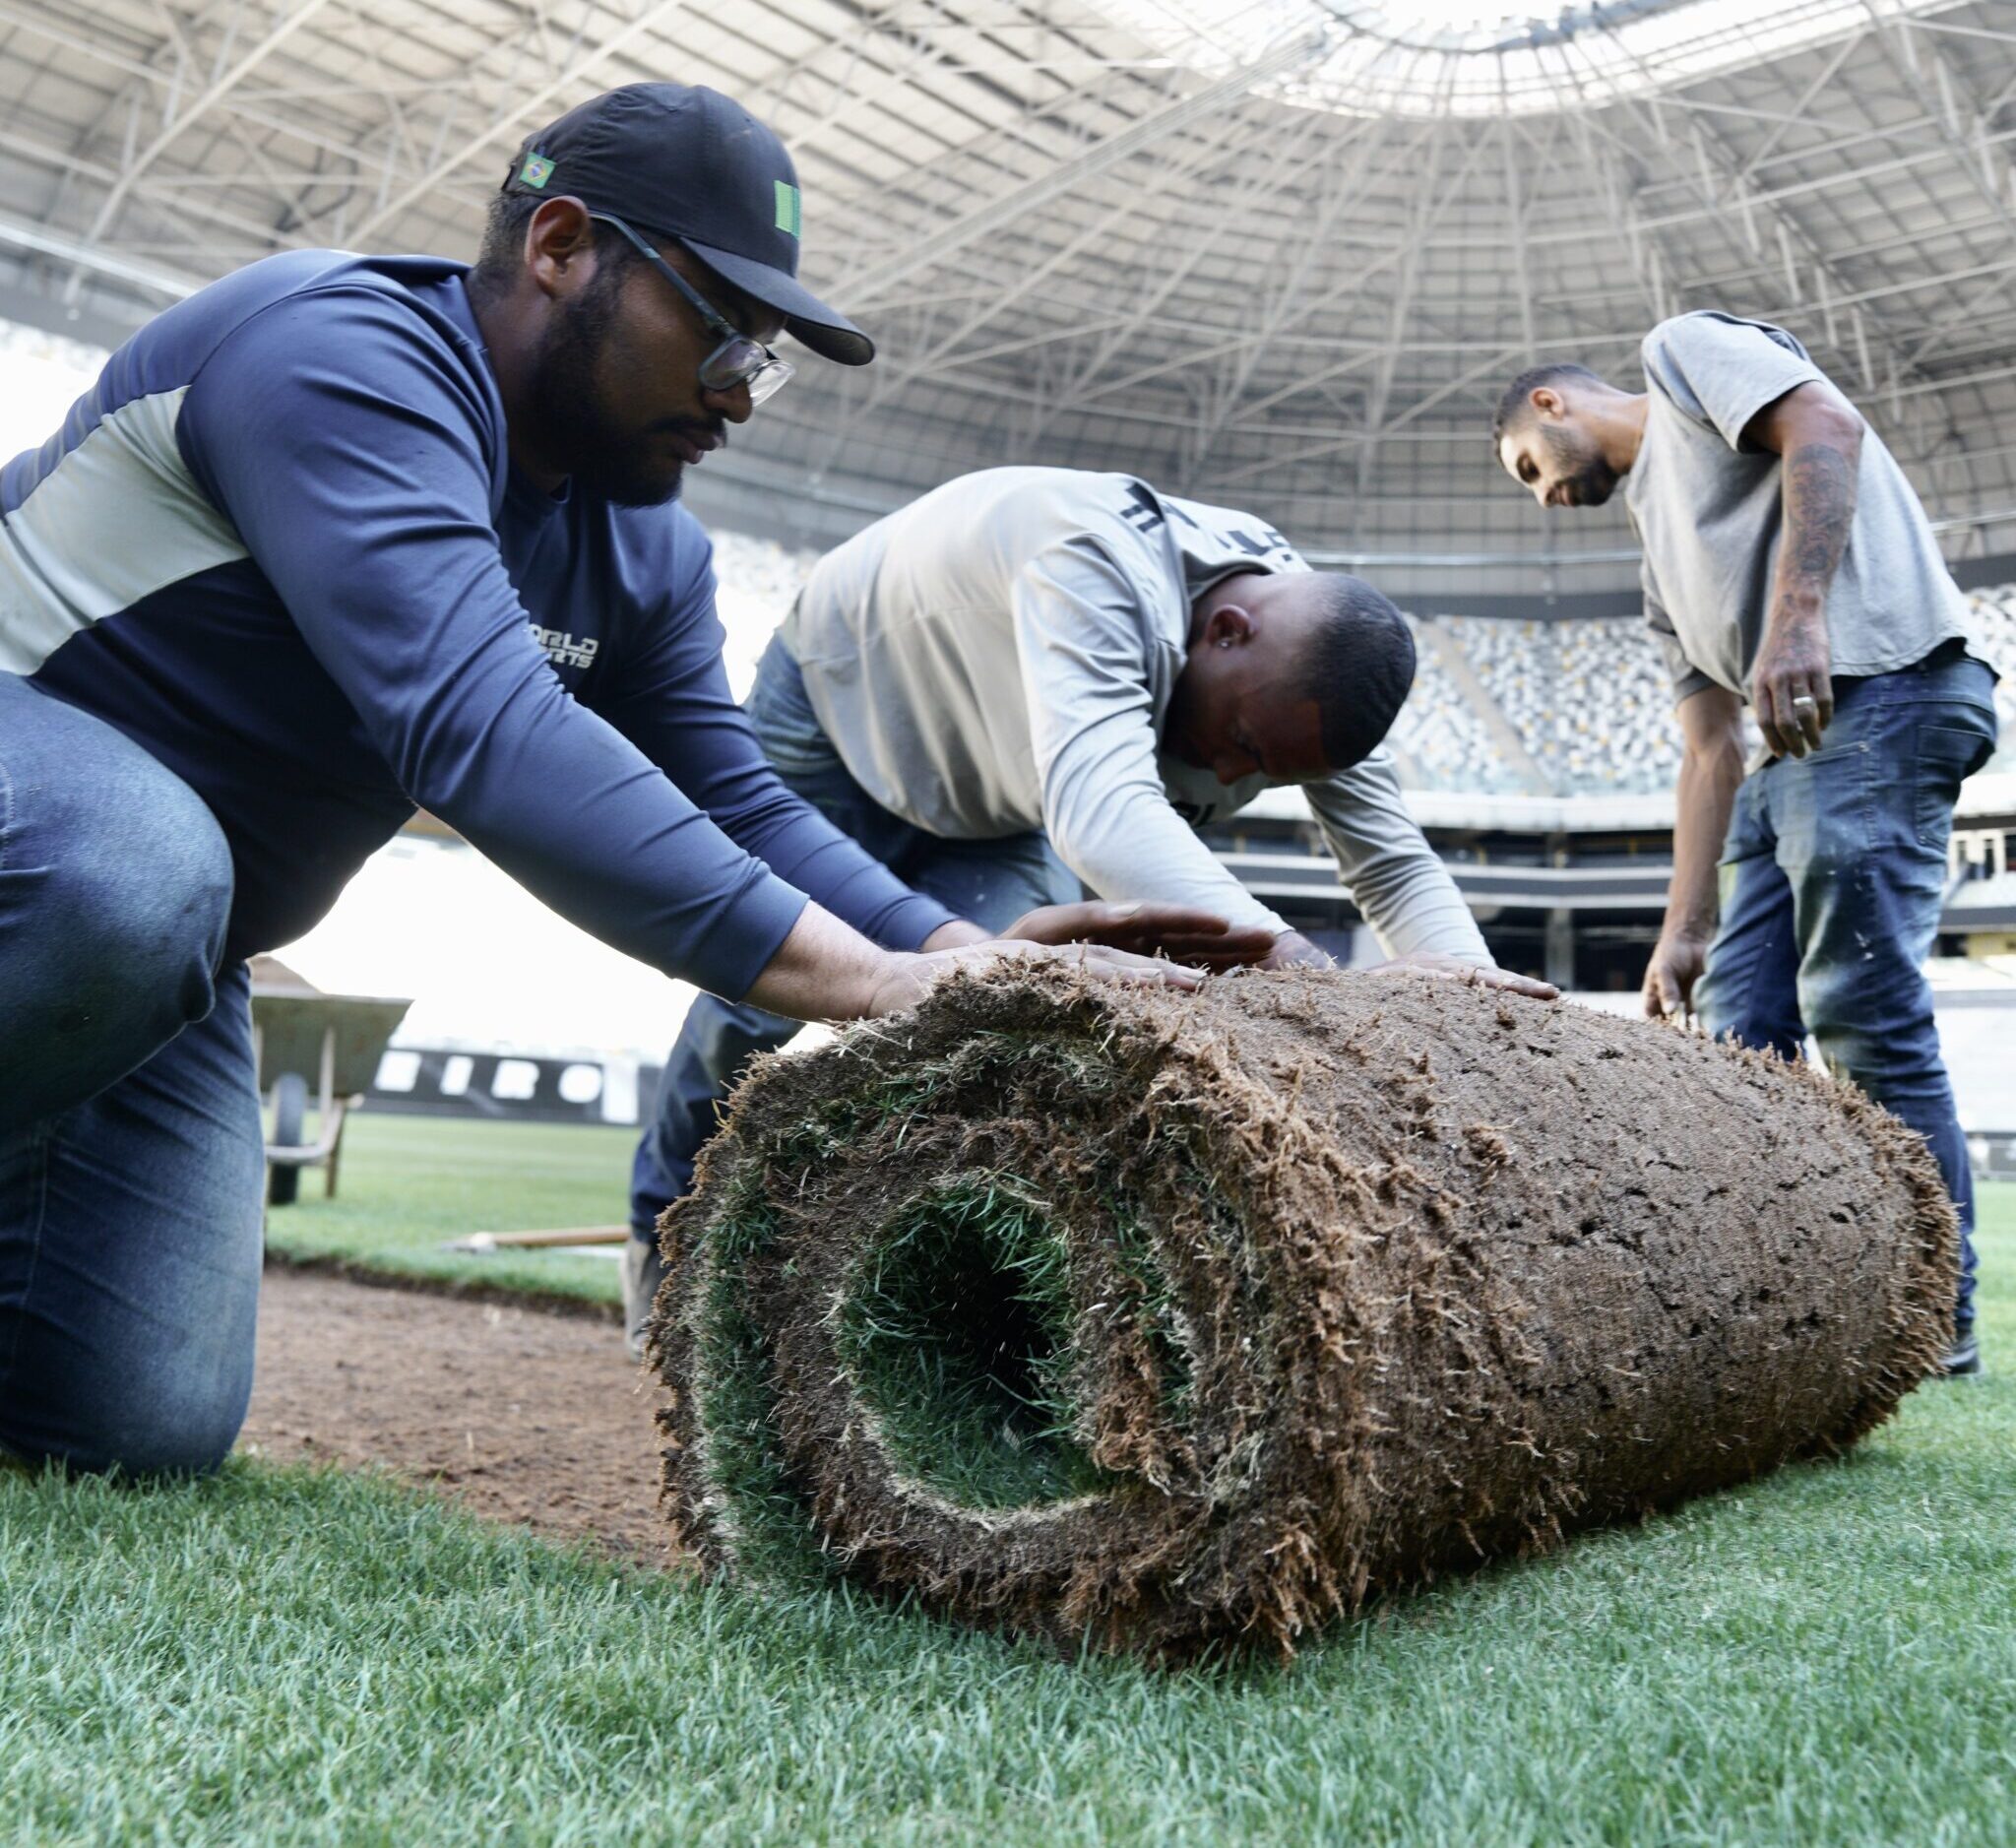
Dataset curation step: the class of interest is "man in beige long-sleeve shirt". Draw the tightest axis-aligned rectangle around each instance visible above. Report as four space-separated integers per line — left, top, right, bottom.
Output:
788 467 1498 963
626 466 1548 1344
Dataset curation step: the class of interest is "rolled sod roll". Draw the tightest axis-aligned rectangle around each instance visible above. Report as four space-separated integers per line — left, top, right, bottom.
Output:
648 966 1955 1661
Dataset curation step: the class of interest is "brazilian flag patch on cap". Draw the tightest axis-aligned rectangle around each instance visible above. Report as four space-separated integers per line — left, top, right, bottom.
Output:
775 179 801 237
519 152 554 190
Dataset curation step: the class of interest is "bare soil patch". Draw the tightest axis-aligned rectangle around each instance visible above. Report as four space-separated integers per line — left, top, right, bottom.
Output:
242 1264 667 1563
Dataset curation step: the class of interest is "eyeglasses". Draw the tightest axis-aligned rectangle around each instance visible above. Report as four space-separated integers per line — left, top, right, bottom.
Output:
587 211 795 407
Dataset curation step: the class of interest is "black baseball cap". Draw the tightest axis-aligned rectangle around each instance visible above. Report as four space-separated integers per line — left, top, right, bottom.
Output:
502 83 872 366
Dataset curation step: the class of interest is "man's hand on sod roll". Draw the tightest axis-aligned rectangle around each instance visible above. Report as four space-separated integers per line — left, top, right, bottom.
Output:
1265 929 1558 1000
1372 949 1558 1000
921 903 1276 971
746 901 1207 1025
868 936 1211 1016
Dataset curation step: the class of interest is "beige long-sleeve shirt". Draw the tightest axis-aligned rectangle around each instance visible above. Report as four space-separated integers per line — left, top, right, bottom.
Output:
782 467 1484 959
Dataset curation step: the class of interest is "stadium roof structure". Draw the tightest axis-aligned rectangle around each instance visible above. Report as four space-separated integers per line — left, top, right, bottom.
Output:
4 0 2016 596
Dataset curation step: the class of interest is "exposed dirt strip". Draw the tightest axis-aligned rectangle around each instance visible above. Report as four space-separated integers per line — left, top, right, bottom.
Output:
240 1264 669 1564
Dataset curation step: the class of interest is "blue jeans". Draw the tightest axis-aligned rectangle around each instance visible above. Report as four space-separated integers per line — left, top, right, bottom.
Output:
630 637 1078 1239
0 673 265 1473
1694 645 1998 1337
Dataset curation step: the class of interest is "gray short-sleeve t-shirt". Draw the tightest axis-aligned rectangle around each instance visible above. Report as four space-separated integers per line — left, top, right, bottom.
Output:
1623 310 1973 704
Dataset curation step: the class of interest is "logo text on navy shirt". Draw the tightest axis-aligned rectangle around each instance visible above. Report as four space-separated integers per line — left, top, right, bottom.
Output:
530 624 598 669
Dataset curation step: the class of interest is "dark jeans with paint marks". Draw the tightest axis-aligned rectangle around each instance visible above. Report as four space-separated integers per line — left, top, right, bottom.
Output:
1694 642 1998 1338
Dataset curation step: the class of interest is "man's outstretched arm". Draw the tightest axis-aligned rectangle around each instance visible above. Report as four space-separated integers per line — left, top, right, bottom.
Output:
1644 684 1746 1020
745 902 1206 1021
1304 755 1555 997
187 290 1199 1017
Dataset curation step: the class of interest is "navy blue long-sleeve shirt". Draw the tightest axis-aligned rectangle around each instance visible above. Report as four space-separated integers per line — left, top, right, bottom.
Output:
0 250 954 997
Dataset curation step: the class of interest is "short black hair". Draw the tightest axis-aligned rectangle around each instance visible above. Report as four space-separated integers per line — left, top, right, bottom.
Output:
467 189 646 306
1490 362 1605 446
1300 574 1416 770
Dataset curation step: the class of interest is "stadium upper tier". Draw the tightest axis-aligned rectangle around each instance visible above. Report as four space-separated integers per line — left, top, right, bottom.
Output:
708 528 2016 801
5 2 2015 594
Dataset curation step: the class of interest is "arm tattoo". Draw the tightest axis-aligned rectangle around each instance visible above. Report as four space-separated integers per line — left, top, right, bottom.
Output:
1784 442 1856 585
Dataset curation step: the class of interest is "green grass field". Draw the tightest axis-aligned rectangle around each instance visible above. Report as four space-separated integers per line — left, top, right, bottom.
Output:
5 1115 2012 1846
264 1112 633 1306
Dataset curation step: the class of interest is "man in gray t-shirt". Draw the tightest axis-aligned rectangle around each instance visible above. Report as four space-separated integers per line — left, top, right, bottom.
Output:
1492 312 1999 1374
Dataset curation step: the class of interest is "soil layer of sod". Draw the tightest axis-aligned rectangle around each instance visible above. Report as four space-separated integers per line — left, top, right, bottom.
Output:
651 965 1956 1662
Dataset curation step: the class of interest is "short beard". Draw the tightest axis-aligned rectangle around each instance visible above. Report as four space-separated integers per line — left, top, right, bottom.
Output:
1540 419 1618 507
528 265 718 508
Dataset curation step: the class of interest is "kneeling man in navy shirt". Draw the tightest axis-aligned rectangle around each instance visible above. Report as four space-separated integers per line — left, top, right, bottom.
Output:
0 84 1242 1477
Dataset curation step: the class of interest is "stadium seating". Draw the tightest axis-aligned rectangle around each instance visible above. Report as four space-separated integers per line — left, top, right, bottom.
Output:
1970 585 2016 773
1386 619 1528 794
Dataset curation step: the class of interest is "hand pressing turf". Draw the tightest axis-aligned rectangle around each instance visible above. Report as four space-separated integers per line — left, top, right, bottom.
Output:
1259 929 1558 1000
889 902 1281 1017
1369 950 1558 1000
999 901 1278 972
867 937 1205 1016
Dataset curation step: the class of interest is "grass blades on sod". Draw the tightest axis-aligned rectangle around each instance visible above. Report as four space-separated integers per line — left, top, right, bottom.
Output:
1 1184 2011 1842
262 1113 632 1307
